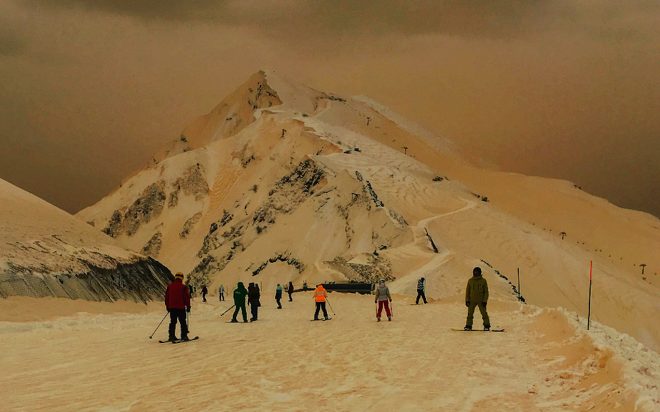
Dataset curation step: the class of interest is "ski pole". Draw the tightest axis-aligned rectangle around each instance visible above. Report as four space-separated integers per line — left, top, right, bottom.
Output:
149 312 169 339
326 298 336 316
220 304 236 317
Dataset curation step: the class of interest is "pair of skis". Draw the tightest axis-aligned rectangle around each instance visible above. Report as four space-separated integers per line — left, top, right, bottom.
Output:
158 336 199 344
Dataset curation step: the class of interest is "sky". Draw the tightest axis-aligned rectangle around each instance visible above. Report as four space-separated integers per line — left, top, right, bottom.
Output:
1 0 658 217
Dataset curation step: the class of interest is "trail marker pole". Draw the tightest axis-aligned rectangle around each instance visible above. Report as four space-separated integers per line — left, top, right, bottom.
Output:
517 267 521 299
587 261 593 330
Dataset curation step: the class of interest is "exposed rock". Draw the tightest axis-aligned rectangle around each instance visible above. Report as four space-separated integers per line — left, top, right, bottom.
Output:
180 212 203 239
326 255 393 283
0 257 171 302
252 252 305 276
172 164 209 201
103 210 124 237
168 190 179 208
220 210 233 227
141 232 162 257
103 181 167 237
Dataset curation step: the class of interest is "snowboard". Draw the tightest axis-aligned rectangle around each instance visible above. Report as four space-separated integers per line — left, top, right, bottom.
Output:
451 328 504 332
159 336 199 344
310 318 332 321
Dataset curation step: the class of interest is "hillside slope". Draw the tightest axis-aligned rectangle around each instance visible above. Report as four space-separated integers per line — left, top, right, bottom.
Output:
0 178 170 301
77 70 659 350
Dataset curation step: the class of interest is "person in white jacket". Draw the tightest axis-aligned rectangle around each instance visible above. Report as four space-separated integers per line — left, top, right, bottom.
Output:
374 279 393 322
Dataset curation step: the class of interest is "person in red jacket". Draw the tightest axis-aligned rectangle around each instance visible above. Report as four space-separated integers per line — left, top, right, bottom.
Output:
165 272 191 341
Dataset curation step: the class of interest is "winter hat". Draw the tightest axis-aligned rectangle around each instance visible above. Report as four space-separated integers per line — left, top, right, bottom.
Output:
378 279 385 285
175 272 184 279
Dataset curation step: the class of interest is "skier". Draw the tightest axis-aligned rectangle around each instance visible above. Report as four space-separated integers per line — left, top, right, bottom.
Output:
287 281 294 302
248 282 261 321
415 277 428 304
165 272 191 341
186 278 194 300
219 284 225 302
465 267 490 331
275 284 283 309
313 283 329 320
231 282 249 323
374 279 392 321
201 285 208 302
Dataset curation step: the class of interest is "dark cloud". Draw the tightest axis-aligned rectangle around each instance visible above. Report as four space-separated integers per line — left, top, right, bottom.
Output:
2 0 659 217
23 0 224 21
26 0 652 40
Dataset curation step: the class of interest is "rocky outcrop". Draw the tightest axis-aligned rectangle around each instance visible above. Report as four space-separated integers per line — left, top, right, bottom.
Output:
180 212 203 239
251 253 305 276
171 164 209 202
326 255 394 283
141 232 162 257
103 181 167 237
0 257 171 303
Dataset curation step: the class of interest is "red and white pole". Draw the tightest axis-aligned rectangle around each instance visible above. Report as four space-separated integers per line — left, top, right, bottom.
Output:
587 260 593 330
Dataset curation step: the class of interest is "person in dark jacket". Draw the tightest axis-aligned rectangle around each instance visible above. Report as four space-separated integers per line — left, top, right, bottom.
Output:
201 285 208 302
248 283 261 321
186 280 194 300
415 277 427 304
275 284 283 309
465 267 490 331
231 282 248 323
165 272 191 341
287 281 294 302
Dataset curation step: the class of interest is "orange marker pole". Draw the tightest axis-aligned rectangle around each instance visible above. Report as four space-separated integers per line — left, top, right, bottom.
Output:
587 261 593 330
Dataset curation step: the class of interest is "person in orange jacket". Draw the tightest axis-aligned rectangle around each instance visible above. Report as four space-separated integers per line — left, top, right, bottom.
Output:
313 283 330 320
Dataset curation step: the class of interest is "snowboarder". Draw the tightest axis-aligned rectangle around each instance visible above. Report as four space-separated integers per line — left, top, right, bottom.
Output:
374 279 392 321
165 272 191 341
219 284 225 302
201 285 208 302
231 282 248 323
465 267 490 331
275 284 283 309
416 277 427 304
313 283 329 320
248 282 261 321
287 281 294 302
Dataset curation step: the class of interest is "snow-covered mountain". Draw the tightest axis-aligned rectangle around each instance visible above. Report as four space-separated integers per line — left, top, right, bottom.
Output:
77 70 659 350
0 178 170 301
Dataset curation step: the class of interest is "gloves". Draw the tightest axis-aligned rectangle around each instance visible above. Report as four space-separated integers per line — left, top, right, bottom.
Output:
465 301 470 307
374 299 377 303
389 299 392 302
166 308 171 313
186 307 191 313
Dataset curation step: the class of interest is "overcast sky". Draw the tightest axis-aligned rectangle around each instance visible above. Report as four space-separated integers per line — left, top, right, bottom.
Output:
1 0 658 216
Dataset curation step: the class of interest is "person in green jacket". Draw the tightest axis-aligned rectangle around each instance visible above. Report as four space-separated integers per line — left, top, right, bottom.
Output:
231 282 249 323
465 267 490 330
